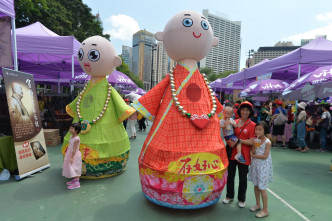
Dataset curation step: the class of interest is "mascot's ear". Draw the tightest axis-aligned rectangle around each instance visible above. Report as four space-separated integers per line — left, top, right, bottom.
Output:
212 37 219 47
155 32 164 41
114 55 122 67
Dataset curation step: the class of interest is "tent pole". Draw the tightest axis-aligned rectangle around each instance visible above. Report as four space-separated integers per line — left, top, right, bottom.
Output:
11 18 18 71
297 64 301 79
71 54 74 94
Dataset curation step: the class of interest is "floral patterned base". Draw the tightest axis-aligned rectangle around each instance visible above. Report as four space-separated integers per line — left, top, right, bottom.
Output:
139 164 228 209
81 151 129 179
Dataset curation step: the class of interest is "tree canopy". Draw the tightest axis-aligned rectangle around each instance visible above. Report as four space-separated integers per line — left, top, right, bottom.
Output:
15 0 110 42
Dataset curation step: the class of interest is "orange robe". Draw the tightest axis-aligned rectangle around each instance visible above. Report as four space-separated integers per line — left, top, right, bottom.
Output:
132 63 228 209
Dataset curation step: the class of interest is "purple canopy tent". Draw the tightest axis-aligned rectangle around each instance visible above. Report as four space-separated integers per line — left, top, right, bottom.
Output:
221 59 270 87
282 65 332 101
0 0 17 70
107 70 137 88
225 38 332 86
136 87 146 95
239 79 289 97
13 22 83 91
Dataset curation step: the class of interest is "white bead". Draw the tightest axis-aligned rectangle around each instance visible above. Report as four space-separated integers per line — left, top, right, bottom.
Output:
178 106 183 111
96 117 100 121
173 97 178 102
175 101 180 106
211 111 215 115
212 100 216 104
202 73 206 77
101 111 105 115
171 89 176 93
105 104 108 107
170 83 175 88
103 107 107 111
213 104 217 109
181 110 187 116
204 77 208 81
93 120 96 124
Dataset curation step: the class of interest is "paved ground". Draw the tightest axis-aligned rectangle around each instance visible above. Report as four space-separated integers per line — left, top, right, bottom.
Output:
1 124 331 221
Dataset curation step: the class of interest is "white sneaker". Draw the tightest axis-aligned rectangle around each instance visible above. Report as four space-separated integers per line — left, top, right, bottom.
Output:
238 201 246 208
222 198 233 204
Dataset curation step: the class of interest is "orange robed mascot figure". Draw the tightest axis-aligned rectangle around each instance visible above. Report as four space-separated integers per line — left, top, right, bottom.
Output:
132 10 228 209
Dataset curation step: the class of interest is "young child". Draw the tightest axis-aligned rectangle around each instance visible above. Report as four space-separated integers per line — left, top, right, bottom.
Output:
62 123 82 190
220 106 246 164
248 122 273 218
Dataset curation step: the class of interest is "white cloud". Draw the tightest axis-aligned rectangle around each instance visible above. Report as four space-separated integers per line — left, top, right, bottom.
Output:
283 23 332 45
105 14 140 41
316 12 332 22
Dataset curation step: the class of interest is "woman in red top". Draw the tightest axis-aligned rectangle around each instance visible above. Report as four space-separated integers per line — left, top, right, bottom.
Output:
222 101 256 208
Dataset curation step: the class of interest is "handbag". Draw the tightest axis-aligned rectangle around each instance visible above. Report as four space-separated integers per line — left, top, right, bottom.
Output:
274 108 288 126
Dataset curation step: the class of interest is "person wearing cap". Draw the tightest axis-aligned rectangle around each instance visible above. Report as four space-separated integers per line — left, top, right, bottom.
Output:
295 102 309 153
223 101 256 208
271 101 287 148
234 101 241 119
260 100 273 139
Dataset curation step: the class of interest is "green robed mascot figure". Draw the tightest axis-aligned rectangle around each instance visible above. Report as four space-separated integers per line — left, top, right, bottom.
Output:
62 36 136 179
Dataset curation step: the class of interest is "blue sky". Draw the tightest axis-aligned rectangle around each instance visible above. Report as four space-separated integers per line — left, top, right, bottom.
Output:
83 0 332 70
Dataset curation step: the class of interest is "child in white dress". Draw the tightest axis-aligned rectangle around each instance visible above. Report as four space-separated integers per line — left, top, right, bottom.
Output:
248 121 273 218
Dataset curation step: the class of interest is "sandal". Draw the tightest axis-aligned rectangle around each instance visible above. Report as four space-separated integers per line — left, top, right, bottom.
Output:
250 205 261 212
256 211 269 218
294 147 302 151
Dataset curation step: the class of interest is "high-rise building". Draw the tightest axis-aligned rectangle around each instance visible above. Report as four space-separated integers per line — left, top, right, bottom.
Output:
152 42 175 85
132 30 156 90
301 35 327 46
252 42 300 65
200 9 241 74
121 45 132 71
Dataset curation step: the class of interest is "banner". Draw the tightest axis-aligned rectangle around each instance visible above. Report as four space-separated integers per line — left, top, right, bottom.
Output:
0 17 13 67
256 73 272 81
2 68 50 180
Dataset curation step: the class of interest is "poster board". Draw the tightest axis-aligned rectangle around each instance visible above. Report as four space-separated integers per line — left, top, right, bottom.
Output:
2 68 50 180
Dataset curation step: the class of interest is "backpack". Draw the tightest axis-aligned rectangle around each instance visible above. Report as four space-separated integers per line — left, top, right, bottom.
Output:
274 108 288 126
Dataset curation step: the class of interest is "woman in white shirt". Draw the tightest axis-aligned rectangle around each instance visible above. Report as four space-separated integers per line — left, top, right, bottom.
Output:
295 102 309 153
317 104 331 152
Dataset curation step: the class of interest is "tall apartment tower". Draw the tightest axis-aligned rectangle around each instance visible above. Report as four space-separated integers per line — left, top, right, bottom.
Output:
132 30 156 90
252 42 300 65
152 42 177 85
121 45 133 71
200 9 241 74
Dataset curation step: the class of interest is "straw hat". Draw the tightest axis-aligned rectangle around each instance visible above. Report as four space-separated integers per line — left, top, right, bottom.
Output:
298 102 307 110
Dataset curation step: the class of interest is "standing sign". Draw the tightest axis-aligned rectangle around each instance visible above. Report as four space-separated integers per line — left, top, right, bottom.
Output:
2 68 50 180
256 73 272 81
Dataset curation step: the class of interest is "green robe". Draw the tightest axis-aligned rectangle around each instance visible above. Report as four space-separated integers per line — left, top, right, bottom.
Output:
61 78 135 179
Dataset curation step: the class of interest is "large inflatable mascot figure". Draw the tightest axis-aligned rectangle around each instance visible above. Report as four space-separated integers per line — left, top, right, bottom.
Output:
62 36 135 179
132 10 229 209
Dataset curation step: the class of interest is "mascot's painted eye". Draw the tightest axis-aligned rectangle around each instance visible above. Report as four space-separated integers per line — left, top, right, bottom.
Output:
182 18 193 27
88 49 100 62
78 48 84 61
201 20 209 30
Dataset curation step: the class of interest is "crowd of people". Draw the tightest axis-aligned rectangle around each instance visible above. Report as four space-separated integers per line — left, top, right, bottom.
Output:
220 99 331 218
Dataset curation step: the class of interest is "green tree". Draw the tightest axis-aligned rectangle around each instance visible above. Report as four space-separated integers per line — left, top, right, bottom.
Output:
199 67 214 76
116 56 144 89
219 70 237 79
15 0 110 41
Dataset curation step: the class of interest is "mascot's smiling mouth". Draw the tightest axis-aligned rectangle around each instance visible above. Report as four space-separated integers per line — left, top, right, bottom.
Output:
84 63 91 72
193 32 201 38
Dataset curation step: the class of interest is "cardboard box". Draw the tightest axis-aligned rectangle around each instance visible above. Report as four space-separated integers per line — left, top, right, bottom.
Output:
44 129 60 140
45 136 61 147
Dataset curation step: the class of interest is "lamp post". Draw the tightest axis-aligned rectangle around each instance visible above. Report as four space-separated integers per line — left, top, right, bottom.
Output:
150 44 157 90
247 49 255 68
